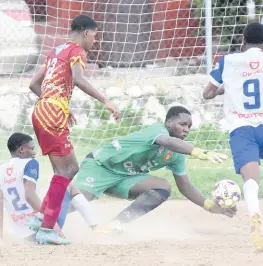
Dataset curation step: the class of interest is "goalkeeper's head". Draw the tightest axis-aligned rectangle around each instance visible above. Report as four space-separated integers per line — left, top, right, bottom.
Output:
7 133 36 159
71 14 98 51
165 105 192 140
243 22 263 49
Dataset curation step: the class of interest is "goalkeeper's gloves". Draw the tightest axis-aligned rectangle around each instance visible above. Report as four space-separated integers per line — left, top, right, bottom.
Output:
191 148 228 163
203 199 237 218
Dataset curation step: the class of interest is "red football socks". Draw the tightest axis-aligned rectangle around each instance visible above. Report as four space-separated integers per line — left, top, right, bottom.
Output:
41 175 71 229
39 194 49 214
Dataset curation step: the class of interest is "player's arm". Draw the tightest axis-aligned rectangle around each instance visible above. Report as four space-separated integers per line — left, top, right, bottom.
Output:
71 62 120 120
0 189 3 239
203 83 224 100
155 135 194 155
72 62 106 103
174 173 206 207
23 159 41 211
29 66 45 97
155 135 227 163
168 156 205 207
173 173 236 217
24 180 41 211
203 56 225 100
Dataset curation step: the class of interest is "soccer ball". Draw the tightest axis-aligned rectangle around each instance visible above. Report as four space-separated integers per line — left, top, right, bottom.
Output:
211 179 242 209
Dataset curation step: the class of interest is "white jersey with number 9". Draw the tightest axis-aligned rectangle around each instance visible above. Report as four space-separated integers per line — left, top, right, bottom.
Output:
210 48 263 133
0 158 37 238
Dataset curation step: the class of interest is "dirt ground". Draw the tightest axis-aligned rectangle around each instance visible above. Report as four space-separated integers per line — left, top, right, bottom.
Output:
0 200 263 266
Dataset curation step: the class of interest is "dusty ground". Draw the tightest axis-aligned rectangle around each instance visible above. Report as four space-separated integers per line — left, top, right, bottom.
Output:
0 200 263 266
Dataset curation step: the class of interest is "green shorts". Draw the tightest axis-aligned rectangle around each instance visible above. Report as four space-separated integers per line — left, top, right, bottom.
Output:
73 158 149 200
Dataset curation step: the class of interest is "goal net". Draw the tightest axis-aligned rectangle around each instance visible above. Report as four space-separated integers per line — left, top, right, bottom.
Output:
0 0 262 181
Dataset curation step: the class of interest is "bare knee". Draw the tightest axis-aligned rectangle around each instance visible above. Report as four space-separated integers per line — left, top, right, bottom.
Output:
56 163 79 179
158 179 172 195
49 152 79 179
67 163 79 178
240 162 260 184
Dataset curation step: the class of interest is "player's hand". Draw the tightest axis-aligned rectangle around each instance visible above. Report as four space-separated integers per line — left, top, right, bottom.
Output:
68 108 77 127
191 148 228 163
204 199 237 218
104 100 120 121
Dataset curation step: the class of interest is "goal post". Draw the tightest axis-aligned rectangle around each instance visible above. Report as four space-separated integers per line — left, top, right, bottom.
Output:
0 0 262 173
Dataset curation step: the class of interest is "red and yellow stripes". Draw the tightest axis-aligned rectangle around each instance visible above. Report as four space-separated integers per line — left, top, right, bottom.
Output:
70 55 86 69
33 102 68 136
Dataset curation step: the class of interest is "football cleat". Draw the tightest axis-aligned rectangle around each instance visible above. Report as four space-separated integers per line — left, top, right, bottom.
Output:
36 228 71 245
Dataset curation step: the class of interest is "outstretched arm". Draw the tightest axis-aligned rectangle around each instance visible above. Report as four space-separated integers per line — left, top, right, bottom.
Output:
72 62 120 120
155 135 227 163
173 174 236 217
174 174 206 207
155 135 194 155
29 67 45 97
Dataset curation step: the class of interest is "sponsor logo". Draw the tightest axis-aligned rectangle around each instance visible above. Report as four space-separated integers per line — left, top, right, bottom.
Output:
232 111 263 118
30 169 38 179
163 151 173 161
6 167 13 176
4 177 16 184
243 61 262 76
85 177 94 183
83 177 95 187
11 212 35 223
249 61 260 70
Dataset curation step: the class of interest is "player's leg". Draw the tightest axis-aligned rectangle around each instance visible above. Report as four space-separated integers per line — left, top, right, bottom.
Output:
32 112 78 244
94 175 171 234
73 156 125 199
229 126 263 250
29 188 74 232
72 156 124 229
36 150 79 244
57 190 71 229
241 163 263 251
67 183 99 229
113 176 171 224
40 150 79 228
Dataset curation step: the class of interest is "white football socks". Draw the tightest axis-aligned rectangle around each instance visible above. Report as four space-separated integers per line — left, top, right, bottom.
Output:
71 194 99 227
243 179 260 216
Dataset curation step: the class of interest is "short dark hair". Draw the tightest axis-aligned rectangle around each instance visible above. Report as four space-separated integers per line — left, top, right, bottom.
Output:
7 133 33 153
243 22 263 44
71 15 98 32
165 106 191 122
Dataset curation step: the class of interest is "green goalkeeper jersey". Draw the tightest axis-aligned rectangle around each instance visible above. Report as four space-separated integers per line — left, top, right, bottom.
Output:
92 123 186 176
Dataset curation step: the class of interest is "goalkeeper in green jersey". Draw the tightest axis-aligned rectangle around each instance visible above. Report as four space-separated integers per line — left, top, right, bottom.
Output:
73 105 237 234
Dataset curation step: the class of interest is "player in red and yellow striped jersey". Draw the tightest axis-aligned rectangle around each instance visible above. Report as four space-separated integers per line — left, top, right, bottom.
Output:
29 15 120 245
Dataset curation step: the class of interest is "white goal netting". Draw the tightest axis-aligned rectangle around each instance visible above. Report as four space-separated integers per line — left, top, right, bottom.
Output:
0 0 262 171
